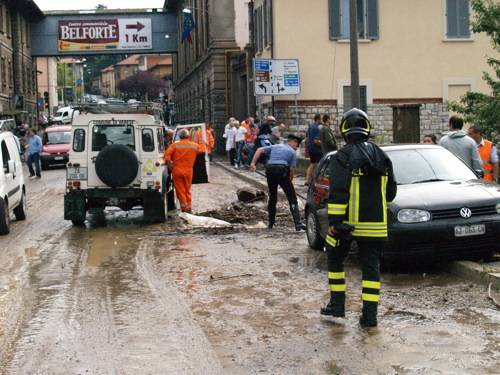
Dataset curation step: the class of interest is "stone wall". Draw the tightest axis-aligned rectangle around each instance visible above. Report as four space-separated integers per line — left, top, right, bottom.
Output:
263 101 450 144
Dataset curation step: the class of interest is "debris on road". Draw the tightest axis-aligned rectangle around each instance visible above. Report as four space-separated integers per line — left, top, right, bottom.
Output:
179 212 232 228
488 283 500 309
237 188 266 203
209 273 253 282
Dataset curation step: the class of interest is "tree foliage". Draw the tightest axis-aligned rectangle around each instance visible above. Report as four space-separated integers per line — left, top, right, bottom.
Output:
117 71 168 101
450 0 500 142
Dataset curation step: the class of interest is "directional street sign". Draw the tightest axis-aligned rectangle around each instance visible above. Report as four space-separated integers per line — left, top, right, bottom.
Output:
254 59 301 96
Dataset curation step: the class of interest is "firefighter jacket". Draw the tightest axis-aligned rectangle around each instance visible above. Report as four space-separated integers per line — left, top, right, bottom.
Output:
327 141 397 241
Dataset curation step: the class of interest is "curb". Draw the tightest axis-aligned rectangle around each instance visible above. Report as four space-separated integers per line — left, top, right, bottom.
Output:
448 261 500 290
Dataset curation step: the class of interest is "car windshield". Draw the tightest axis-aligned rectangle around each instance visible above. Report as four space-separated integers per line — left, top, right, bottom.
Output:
45 131 71 145
92 124 135 151
387 148 478 185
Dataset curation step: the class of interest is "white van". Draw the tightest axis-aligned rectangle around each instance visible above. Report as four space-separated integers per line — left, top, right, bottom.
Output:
53 106 80 125
0 132 26 234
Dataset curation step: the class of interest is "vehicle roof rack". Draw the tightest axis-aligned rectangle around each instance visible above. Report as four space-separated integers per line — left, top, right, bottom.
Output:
70 102 165 123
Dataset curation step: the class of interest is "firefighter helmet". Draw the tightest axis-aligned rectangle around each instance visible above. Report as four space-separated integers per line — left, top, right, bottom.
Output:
340 108 372 141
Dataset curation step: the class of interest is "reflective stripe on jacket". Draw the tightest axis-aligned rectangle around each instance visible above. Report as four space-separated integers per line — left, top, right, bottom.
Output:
164 139 202 174
327 142 397 240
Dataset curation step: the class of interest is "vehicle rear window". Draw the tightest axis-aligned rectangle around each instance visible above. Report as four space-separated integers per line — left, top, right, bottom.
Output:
388 148 478 185
142 128 155 152
73 129 85 152
44 131 71 145
157 128 165 152
92 124 135 152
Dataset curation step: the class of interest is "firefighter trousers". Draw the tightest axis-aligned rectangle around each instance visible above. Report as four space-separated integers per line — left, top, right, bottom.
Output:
326 237 381 316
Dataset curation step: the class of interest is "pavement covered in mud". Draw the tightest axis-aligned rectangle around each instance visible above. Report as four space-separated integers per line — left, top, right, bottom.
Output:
0 166 498 374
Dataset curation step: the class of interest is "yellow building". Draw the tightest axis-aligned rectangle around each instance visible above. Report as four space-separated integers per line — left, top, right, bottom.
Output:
100 65 116 97
252 0 496 142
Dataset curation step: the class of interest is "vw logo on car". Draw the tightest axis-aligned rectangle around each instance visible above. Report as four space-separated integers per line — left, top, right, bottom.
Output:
460 207 472 219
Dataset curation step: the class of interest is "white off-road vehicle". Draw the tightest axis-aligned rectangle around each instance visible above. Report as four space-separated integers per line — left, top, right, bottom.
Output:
64 106 174 225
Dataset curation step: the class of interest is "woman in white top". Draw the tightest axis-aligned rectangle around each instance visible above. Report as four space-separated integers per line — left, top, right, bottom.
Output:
234 121 247 168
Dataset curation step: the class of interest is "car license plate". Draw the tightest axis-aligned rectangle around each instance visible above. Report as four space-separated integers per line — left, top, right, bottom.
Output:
454 224 485 237
54 156 64 161
67 167 88 180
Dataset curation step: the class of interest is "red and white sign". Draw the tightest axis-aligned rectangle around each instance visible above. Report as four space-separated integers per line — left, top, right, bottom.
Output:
58 18 152 52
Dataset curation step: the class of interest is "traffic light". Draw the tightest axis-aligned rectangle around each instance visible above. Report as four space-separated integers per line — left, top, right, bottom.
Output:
43 91 49 109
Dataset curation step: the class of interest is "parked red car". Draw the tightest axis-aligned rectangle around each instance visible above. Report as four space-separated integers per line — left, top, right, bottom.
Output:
41 125 72 170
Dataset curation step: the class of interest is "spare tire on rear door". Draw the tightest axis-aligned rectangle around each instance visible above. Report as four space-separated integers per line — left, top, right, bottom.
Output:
95 144 139 187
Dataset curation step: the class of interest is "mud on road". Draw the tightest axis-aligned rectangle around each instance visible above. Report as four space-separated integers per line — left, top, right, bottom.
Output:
0 166 498 374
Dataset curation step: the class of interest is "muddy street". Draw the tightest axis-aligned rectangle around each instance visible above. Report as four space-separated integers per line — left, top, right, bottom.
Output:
0 166 498 374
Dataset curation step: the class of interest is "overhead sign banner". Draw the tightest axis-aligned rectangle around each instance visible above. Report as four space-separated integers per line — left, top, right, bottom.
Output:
254 59 301 96
58 18 152 52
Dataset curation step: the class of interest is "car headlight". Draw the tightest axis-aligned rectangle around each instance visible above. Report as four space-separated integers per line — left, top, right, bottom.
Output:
397 209 431 223
496 203 500 214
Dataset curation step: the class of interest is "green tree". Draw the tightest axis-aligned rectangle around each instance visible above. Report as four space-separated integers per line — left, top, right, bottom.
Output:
450 0 500 142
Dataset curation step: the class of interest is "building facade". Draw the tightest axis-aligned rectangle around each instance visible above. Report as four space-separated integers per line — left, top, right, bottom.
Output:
114 55 139 97
251 0 496 142
36 56 58 116
0 0 42 127
165 0 254 152
100 66 116 97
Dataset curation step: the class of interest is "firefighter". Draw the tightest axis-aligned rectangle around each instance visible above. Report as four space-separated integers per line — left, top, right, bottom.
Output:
320 108 397 327
164 129 203 213
250 134 306 231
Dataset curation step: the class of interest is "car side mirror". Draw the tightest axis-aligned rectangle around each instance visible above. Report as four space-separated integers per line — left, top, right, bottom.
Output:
475 169 484 178
7 160 15 174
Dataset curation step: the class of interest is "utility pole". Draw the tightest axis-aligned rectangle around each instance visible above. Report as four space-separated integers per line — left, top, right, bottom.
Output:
349 0 360 109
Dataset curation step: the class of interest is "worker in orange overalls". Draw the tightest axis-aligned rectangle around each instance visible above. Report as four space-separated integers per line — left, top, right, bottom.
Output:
468 125 499 183
164 129 203 213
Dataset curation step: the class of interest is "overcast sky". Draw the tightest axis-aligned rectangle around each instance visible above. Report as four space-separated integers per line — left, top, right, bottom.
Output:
34 0 165 11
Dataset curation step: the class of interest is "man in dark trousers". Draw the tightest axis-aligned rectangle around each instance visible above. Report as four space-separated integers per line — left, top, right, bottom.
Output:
320 108 397 328
250 134 306 231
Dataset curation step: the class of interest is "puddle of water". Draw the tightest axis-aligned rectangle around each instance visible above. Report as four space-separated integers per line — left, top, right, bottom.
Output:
87 229 133 268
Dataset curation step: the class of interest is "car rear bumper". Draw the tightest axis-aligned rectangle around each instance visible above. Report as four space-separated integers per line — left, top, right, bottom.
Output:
385 215 500 260
41 154 69 166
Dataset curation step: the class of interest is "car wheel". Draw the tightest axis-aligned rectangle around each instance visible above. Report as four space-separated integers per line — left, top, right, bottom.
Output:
0 198 10 235
306 209 324 250
13 190 27 221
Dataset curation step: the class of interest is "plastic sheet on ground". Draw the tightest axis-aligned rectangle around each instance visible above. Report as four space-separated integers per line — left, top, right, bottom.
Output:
179 212 232 228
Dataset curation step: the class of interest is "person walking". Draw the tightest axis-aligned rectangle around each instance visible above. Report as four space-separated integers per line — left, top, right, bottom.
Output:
319 114 338 154
225 120 237 166
320 109 397 328
250 134 306 231
439 116 483 171
26 128 43 179
234 121 247 168
164 129 203 213
306 114 323 184
468 125 498 183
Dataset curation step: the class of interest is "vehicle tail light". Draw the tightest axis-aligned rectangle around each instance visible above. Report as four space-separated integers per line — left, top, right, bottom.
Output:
155 161 161 167
155 181 161 191
73 181 81 188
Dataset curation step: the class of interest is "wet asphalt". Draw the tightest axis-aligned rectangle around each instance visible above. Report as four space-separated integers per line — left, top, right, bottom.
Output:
0 166 498 375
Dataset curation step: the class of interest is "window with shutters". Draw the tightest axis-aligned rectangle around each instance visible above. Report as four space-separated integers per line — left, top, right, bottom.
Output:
445 0 471 39
343 85 368 112
253 2 272 54
328 0 379 41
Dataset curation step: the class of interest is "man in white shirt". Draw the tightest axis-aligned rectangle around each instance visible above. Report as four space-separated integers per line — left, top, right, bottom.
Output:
225 120 237 165
234 121 247 168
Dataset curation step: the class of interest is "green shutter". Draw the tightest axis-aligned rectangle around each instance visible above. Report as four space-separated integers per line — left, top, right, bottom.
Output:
329 0 341 40
446 0 459 38
367 0 379 40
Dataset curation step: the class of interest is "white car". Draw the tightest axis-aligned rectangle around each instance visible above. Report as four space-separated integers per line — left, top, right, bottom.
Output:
0 118 16 133
0 132 26 234
53 106 80 124
64 112 172 225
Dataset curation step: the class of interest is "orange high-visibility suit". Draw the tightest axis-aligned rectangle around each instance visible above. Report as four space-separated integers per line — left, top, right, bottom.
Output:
164 139 203 212
194 128 215 155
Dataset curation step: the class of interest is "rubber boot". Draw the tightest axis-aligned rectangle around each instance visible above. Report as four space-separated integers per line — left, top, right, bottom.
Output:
320 299 345 317
359 302 378 327
290 203 306 231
